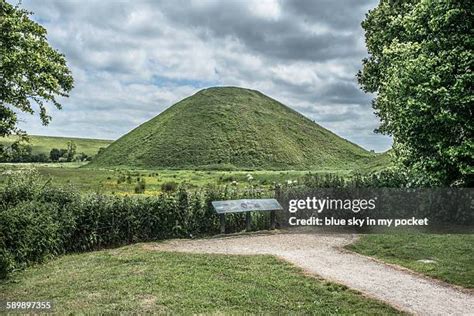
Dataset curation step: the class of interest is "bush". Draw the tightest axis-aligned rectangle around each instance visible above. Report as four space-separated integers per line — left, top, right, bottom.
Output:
301 170 408 189
76 152 89 162
3 169 467 279
0 171 78 277
50 148 67 162
0 171 270 279
161 181 178 193
134 179 146 194
1 201 63 266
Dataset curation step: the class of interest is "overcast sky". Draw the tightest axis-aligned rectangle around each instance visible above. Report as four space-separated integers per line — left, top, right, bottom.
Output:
16 0 392 152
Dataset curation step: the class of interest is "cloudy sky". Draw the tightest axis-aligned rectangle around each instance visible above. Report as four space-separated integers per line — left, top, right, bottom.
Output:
17 0 392 152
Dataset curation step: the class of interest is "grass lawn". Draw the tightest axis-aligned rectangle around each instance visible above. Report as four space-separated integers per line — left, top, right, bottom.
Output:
0 244 402 314
347 234 474 288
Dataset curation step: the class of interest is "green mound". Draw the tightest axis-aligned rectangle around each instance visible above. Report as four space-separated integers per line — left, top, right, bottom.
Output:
90 87 375 170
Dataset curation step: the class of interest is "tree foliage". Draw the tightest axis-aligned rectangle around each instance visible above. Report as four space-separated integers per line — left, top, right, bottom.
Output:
358 0 473 186
65 140 76 161
0 1 73 137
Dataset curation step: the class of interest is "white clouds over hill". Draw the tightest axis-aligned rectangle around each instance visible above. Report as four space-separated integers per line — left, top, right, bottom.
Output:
17 0 391 152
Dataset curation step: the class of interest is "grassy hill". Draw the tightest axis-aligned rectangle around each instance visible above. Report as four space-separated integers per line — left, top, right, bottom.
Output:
0 135 112 157
357 150 393 173
90 87 380 170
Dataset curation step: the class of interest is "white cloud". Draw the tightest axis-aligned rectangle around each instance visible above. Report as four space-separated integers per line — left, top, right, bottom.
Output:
15 0 391 152
249 0 281 20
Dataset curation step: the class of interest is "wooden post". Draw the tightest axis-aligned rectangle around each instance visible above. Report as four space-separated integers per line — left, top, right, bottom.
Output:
246 211 252 231
220 214 226 234
270 210 276 230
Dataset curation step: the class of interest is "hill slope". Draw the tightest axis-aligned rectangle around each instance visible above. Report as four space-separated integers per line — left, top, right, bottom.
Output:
90 87 375 170
0 135 112 157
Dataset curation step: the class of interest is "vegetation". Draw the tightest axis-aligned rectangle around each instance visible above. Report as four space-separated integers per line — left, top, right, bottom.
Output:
358 0 473 186
90 87 381 170
161 181 178 193
0 1 73 137
0 170 272 278
0 135 112 158
134 178 146 194
0 163 355 195
3 167 450 280
0 142 48 162
347 234 474 288
0 140 85 163
0 161 401 196
0 246 401 314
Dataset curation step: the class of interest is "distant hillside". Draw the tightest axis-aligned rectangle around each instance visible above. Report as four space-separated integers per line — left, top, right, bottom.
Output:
90 87 382 170
0 135 112 157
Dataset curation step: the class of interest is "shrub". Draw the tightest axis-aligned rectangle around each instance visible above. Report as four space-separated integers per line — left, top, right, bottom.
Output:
0 171 271 279
134 179 146 194
76 152 89 162
0 201 63 265
2 169 425 279
219 175 236 183
301 170 408 189
50 148 67 162
161 181 178 193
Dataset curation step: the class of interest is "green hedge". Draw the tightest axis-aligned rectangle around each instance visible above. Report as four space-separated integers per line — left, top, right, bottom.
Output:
3 168 457 278
0 171 270 278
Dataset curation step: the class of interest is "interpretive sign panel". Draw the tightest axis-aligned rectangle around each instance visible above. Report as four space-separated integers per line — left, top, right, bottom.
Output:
212 199 283 214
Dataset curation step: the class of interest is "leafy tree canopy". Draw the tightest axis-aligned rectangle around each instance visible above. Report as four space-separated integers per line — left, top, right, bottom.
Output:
0 1 73 137
358 0 473 186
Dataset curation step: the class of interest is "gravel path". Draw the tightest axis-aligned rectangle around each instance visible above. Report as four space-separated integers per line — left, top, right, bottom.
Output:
148 230 474 315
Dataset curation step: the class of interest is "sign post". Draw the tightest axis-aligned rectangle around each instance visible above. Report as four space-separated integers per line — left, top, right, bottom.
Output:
212 199 283 233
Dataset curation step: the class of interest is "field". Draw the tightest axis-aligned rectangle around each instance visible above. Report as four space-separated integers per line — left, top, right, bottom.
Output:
0 244 401 314
0 135 112 157
0 162 352 194
0 129 391 194
347 234 474 288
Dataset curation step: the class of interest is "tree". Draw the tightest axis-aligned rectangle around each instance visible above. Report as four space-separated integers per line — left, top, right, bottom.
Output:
5 142 32 162
49 148 59 161
65 141 76 161
75 152 89 162
358 0 473 186
0 1 74 137
0 144 6 162
49 148 66 162
31 152 49 162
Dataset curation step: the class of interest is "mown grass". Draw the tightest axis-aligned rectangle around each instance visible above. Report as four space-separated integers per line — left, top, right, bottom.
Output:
0 244 402 314
347 234 474 288
0 135 112 157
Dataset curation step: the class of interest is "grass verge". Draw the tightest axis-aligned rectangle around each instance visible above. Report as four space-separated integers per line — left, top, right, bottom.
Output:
346 234 474 288
0 244 402 314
